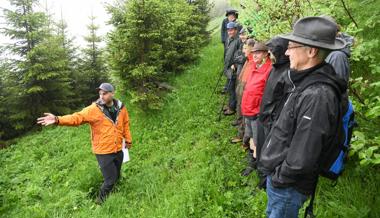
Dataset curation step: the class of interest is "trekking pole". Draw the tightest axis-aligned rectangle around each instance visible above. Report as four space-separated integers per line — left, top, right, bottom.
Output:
210 69 225 100
217 77 232 122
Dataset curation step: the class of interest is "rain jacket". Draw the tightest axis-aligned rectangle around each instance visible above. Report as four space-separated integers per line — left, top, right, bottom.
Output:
259 62 347 195
241 58 272 117
57 99 132 154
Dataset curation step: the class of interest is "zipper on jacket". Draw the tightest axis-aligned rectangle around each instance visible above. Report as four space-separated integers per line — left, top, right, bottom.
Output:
284 70 296 106
266 138 272 148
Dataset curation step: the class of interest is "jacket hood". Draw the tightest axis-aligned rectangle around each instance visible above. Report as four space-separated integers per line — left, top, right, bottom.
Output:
266 37 290 66
338 32 354 57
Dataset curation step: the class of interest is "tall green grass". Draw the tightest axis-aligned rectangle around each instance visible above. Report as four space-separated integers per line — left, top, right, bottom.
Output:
1 32 379 218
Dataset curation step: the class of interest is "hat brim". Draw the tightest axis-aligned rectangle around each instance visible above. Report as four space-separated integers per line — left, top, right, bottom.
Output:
252 49 268 52
96 88 112 92
279 33 346 50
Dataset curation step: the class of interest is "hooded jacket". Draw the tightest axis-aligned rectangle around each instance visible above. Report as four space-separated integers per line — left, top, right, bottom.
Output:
259 62 347 195
325 33 354 83
57 99 132 154
259 37 291 133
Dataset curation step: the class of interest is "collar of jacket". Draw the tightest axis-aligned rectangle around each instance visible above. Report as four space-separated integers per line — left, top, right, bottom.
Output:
95 98 124 113
228 35 238 43
256 57 272 73
289 61 326 85
247 53 254 62
95 98 124 124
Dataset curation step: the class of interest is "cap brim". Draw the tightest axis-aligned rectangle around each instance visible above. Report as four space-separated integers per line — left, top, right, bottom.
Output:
279 33 346 50
96 88 110 92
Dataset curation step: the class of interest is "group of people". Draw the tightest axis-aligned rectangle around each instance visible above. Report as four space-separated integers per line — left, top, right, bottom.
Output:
219 9 353 218
35 9 355 217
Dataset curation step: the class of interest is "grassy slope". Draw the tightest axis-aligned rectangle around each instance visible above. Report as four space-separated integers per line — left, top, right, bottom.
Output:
1 32 379 218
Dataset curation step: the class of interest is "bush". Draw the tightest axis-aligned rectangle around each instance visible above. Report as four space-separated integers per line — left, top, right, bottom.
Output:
107 0 211 110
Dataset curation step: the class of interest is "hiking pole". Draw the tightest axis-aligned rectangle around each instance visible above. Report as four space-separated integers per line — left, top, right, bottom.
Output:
210 69 225 100
217 77 232 122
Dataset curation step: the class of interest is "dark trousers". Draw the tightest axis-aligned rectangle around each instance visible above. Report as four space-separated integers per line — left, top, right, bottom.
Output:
227 77 237 110
95 151 123 201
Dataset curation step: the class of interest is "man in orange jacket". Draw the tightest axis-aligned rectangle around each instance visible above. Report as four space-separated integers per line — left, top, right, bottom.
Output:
37 83 132 204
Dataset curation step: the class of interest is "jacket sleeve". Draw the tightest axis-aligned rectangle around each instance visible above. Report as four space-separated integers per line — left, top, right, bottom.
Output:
122 107 132 145
271 86 338 187
57 105 94 126
221 19 226 43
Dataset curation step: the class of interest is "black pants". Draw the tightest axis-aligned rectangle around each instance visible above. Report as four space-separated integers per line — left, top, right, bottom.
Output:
227 77 237 110
95 151 123 201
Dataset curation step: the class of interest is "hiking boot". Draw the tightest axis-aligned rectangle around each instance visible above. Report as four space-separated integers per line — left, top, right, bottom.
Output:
231 119 241 126
231 137 242 143
223 105 229 111
223 108 235 116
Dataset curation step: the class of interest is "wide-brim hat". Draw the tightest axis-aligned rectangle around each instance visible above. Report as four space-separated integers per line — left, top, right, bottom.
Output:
226 9 239 18
252 42 268 52
279 16 345 50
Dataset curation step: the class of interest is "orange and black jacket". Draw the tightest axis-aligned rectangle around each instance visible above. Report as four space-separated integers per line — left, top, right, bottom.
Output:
57 99 132 154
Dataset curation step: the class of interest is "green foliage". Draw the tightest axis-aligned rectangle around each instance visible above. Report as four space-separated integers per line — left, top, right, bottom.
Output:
0 0 79 140
77 16 109 105
2 0 49 56
13 35 74 127
237 0 380 165
107 0 211 110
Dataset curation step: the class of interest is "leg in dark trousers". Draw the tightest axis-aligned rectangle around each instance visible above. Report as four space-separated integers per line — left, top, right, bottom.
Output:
228 77 237 111
256 120 268 189
96 151 123 203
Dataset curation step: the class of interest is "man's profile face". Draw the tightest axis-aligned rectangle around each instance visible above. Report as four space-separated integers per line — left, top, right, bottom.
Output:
99 90 114 105
227 28 237 38
285 41 309 70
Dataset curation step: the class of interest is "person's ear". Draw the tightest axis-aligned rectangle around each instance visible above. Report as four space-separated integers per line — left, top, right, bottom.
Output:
307 47 319 58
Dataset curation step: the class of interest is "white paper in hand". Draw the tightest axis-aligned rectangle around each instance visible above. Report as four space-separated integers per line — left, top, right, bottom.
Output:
122 140 130 163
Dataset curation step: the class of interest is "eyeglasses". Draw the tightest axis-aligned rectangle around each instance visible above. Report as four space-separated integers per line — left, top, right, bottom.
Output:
287 45 306 50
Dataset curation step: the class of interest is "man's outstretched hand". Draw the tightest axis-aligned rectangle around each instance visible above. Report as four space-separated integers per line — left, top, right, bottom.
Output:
37 113 57 126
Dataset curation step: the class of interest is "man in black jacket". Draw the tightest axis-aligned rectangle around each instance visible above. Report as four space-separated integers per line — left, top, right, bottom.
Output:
259 17 347 218
255 36 290 188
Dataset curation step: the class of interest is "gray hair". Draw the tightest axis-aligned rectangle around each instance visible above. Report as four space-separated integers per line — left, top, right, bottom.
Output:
304 46 331 61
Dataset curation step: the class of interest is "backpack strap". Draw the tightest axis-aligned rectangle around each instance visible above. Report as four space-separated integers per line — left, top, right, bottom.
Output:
304 177 318 218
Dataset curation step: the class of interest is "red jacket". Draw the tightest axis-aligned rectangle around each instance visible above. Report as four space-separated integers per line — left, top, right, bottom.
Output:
241 58 272 117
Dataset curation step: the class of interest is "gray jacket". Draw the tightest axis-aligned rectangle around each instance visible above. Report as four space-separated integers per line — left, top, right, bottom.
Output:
224 35 241 79
325 33 354 83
